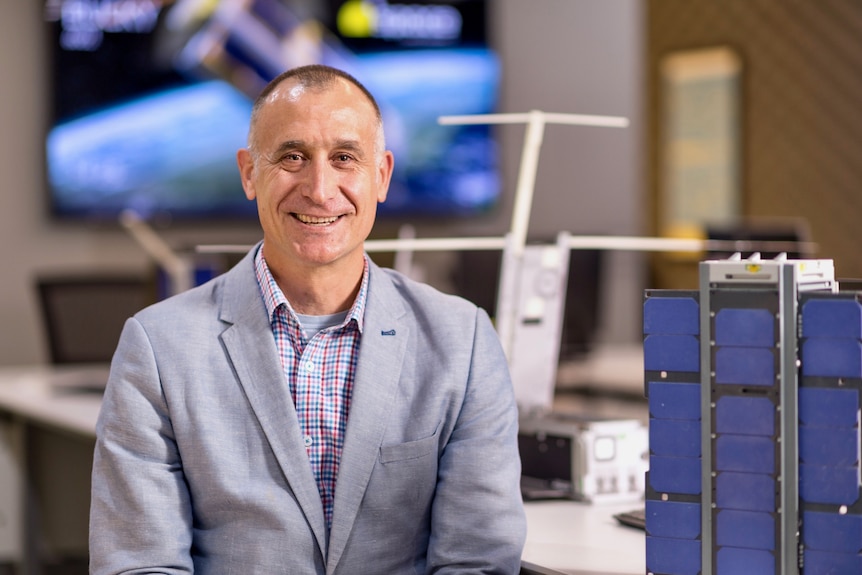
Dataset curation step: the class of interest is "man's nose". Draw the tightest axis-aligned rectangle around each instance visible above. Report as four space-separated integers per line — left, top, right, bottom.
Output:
302 159 337 203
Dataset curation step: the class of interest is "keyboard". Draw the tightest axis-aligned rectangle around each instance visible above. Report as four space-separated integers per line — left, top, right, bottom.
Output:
613 507 646 530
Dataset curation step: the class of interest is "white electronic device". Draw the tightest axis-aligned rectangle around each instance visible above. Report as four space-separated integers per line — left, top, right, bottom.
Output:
496 232 571 414
519 413 648 504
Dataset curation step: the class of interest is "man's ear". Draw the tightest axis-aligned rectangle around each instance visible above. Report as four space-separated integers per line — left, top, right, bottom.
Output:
376 150 395 203
237 149 257 200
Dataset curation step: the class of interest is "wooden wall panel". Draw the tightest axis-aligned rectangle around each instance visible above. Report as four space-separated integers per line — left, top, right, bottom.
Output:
648 0 862 286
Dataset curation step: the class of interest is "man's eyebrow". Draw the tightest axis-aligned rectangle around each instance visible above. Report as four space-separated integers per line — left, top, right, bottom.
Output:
273 140 305 157
333 140 366 157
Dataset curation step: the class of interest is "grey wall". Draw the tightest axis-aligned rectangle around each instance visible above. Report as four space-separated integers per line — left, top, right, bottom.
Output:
493 0 645 346
0 0 644 366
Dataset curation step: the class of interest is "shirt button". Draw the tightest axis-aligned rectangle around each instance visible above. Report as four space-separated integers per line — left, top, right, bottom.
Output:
303 360 315 373
304 435 313 447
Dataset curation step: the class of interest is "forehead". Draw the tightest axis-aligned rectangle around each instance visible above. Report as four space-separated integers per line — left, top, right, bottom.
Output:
257 78 377 133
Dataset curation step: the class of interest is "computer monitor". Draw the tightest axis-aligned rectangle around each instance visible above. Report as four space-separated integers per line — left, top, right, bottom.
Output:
44 0 500 223
35 274 155 364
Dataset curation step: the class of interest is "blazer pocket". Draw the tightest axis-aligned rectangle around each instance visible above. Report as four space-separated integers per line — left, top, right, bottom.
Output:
379 424 441 464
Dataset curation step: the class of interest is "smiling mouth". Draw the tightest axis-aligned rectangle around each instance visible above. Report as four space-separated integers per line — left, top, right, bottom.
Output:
293 213 340 225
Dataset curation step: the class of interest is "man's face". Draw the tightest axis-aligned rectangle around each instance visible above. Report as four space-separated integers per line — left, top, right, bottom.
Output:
238 78 393 271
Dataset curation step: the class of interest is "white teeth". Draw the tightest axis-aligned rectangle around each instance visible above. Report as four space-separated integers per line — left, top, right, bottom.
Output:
296 214 338 225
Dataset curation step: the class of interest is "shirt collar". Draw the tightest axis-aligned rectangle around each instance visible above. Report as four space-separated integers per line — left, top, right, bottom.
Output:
254 244 367 333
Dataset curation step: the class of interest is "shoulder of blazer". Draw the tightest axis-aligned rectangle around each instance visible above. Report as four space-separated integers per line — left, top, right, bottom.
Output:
133 243 263 328
368 259 480 320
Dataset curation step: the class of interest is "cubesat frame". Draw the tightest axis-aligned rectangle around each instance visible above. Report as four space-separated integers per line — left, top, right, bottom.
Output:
644 255 861 575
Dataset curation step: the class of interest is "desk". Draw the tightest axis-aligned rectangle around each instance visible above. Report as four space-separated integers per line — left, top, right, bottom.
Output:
0 365 104 437
557 344 644 397
0 366 645 575
522 501 644 575
0 365 104 574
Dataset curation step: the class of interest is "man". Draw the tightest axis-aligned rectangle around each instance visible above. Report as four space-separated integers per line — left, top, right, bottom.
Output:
89 65 526 574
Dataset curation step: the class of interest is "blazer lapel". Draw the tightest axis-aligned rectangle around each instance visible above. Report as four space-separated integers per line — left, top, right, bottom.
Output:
218 248 329 557
326 263 409 573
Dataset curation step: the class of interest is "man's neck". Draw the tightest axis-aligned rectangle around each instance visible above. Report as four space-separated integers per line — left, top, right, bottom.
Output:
266 251 364 316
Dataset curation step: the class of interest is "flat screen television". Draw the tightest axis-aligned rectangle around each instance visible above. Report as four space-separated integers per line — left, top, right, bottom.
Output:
44 0 500 223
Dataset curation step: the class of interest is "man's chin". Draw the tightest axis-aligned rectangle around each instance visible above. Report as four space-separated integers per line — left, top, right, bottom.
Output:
294 245 364 269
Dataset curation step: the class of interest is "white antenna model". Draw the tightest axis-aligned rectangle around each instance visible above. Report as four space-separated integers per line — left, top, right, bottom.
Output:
436 111 629 415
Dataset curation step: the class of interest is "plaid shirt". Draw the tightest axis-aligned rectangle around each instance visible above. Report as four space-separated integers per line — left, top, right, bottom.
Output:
254 246 367 529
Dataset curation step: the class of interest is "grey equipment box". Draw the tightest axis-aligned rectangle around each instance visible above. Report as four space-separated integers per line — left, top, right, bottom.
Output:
519 413 648 504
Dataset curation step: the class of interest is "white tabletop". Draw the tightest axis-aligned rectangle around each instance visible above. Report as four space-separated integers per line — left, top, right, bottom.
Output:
0 365 104 438
522 500 644 575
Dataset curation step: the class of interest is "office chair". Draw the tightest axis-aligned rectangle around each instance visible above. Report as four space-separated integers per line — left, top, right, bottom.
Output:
35 273 156 365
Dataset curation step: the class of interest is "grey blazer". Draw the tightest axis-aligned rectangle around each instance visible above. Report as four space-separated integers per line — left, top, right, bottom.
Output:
89 246 526 574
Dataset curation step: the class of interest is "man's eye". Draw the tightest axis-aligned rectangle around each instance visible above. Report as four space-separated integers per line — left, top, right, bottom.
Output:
335 154 353 162
275 153 304 171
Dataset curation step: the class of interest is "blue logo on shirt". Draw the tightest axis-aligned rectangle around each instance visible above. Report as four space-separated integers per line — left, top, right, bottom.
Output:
381 329 396 336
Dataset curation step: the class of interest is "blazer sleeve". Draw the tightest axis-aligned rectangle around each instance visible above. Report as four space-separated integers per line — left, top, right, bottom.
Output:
425 307 527 574
89 316 194 575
